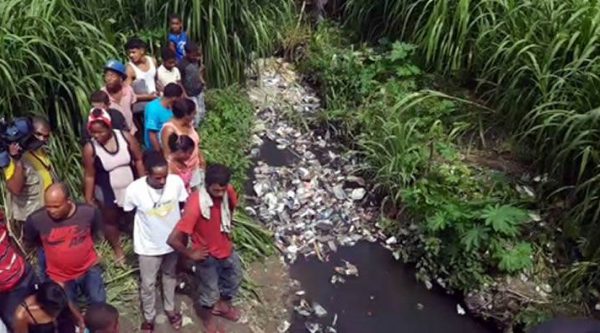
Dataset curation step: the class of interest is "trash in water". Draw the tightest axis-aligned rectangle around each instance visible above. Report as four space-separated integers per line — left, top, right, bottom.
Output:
313 302 328 318
330 275 346 285
305 322 321 333
457 304 466 316
295 299 313 317
416 303 424 311
385 236 397 245
246 58 380 265
278 320 291 332
334 260 359 277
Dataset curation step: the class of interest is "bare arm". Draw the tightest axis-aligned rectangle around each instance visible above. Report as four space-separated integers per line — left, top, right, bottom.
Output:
149 131 162 152
125 64 135 87
160 125 176 157
5 159 25 195
167 229 207 261
124 131 145 177
13 307 29 333
82 143 97 207
68 302 85 333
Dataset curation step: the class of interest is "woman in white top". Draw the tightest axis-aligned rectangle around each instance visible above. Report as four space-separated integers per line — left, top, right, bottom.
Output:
125 38 158 113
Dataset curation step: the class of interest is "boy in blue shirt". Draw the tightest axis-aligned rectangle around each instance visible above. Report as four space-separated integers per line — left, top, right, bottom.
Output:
168 14 188 61
144 83 183 151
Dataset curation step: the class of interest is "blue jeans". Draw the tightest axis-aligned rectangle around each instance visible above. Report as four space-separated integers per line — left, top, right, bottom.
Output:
193 251 242 307
64 265 106 304
0 264 37 331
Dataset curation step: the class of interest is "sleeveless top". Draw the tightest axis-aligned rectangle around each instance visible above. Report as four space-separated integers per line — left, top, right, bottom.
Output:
163 121 201 190
20 302 76 333
91 130 134 207
129 56 157 94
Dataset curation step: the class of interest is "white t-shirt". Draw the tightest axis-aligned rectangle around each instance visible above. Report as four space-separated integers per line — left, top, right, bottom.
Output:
123 175 188 256
157 64 181 90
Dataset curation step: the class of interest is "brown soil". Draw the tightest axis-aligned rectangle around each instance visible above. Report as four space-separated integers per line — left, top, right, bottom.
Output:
118 255 295 333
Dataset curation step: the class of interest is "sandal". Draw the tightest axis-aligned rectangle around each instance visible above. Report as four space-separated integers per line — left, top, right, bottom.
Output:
166 311 183 330
140 321 154 333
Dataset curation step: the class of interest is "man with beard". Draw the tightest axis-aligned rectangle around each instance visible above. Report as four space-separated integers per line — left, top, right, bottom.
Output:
102 59 138 136
2 117 56 282
3 117 56 226
123 151 188 332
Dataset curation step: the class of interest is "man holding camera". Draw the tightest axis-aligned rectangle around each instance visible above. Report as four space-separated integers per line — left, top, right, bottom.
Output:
2 117 55 282
3 117 55 228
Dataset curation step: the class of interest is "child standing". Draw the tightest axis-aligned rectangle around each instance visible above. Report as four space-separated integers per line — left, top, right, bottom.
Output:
178 41 206 128
157 47 181 93
168 14 188 62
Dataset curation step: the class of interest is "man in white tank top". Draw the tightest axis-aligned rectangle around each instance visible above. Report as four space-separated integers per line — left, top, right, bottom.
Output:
125 38 158 115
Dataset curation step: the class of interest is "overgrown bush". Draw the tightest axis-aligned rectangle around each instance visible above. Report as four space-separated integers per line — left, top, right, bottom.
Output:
342 0 600 265
300 24 537 302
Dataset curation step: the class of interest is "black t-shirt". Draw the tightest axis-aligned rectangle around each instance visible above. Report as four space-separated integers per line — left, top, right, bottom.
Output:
178 58 204 96
81 108 129 142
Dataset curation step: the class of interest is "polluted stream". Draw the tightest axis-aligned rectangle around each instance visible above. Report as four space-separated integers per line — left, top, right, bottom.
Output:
244 59 495 333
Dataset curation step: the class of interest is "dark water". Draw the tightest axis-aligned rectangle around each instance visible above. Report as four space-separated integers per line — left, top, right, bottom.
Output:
247 136 495 333
289 242 495 333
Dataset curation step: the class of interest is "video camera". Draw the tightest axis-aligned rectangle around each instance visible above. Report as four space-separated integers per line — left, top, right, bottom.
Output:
0 117 36 169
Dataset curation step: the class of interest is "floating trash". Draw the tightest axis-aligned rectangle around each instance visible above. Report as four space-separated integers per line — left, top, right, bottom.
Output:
334 260 359 277
247 58 379 265
305 322 321 333
313 302 328 318
278 320 291 332
457 304 466 316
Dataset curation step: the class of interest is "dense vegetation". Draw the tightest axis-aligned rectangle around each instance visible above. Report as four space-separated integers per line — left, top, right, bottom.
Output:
3 0 600 329
341 0 600 266
0 0 285 318
297 26 552 327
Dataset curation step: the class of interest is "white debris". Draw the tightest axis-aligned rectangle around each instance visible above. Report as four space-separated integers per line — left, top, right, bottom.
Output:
278 320 291 332
351 188 366 200
385 236 397 245
334 260 359 277
457 304 466 315
246 58 379 263
313 302 328 318
305 322 321 333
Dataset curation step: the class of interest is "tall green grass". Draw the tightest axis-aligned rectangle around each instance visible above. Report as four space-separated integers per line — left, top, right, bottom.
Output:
99 0 298 87
343 0 600 261
0 0 297 195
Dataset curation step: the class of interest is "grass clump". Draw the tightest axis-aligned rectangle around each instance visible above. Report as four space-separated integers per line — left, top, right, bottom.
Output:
341 0 600 271
298 25 547 327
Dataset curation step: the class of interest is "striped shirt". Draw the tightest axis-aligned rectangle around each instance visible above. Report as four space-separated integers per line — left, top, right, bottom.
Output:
0 223 26 292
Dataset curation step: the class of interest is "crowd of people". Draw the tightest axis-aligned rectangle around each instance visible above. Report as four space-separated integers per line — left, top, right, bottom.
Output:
0 14 241 333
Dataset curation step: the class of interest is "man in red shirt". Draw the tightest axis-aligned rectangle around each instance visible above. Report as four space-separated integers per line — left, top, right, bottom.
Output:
0 211 37 331
23 183 106 304
168 164 242 333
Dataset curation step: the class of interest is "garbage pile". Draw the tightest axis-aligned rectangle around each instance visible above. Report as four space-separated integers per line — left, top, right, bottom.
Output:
245 58 379 263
